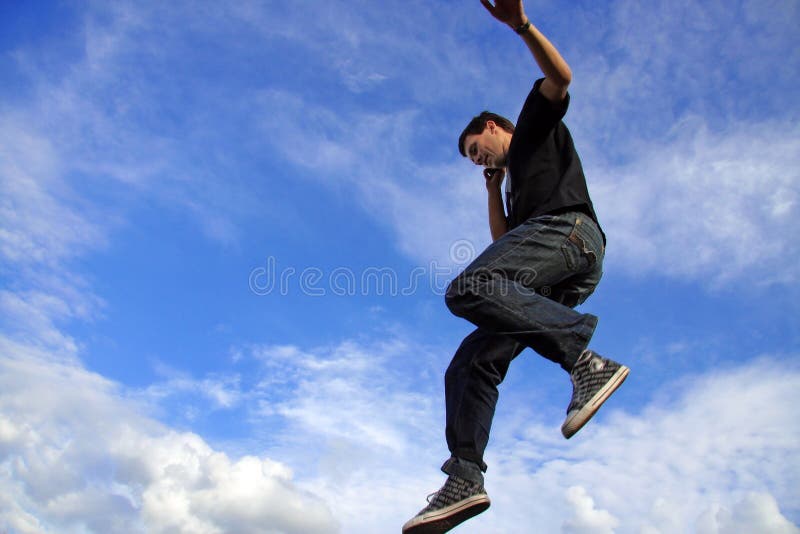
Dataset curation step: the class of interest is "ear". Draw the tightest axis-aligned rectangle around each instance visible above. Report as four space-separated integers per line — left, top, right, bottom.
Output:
485 120 497 134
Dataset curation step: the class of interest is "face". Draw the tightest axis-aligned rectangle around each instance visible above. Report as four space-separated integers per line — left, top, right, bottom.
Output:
464 121 509 169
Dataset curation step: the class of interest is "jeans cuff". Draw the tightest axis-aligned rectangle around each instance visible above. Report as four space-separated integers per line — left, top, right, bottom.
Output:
441 456 485 484
562 313 598 372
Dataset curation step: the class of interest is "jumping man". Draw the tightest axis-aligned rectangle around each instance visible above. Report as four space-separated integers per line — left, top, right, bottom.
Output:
402 1 629 532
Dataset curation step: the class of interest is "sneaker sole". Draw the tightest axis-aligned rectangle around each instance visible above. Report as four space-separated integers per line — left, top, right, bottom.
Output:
561 365 629 439
402 494 490 534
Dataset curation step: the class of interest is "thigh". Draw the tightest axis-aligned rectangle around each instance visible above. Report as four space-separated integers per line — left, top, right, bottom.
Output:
548 216 605 307
458 213 582 291
547 263 603 308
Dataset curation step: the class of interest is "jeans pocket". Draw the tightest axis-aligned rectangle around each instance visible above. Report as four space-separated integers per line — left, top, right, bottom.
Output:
560 218 598 272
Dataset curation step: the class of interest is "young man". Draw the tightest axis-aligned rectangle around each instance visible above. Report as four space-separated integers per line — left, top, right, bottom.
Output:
402 1 629 532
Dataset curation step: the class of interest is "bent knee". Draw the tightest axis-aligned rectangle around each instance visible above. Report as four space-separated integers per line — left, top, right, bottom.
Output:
445 275 475 316
444 277 460 310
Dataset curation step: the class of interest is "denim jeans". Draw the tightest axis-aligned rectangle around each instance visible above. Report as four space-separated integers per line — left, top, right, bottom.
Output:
442 211 604 476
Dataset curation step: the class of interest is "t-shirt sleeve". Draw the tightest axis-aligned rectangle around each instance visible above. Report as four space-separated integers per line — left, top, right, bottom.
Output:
514 78 570 140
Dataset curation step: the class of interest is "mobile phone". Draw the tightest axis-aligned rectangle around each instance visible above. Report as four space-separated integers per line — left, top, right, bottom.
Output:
484 168 502 181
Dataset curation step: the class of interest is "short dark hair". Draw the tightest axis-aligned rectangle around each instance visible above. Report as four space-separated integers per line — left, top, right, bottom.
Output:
458 111 516 157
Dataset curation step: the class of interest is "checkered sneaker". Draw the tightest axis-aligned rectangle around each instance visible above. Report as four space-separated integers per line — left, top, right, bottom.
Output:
561 350 629 439
402 475 490 533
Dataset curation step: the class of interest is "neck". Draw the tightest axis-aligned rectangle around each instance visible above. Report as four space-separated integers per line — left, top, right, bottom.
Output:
501 133 511 167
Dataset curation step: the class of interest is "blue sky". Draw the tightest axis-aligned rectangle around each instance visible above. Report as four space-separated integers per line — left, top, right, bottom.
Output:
1 0 799 532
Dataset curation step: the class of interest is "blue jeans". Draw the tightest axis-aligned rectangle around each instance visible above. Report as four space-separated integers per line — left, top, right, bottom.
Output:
442 211 604 476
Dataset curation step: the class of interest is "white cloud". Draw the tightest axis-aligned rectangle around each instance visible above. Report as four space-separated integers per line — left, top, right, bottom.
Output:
3 3 270 258
236 0 491 103
253 88 491 269
2 324 798 533
562 486 619 534
141 363 243 413
0 290 79 357
236 337 800 533
697 493 800 534
11 0 796 291
0 116 109 268
240 338 446 530
0 337 338 534
591 118 800 286
564 0 799 153
377 114 800 287
310 111 800 288
410 118 798 287
477 356 800 533
248 339 440 455
238 1 800 291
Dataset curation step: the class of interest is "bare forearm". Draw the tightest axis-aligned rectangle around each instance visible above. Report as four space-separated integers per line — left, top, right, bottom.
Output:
517 20 572 87
480 1 572 99
487 188 508 241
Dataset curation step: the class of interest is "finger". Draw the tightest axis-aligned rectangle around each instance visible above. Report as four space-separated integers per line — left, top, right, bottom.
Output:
479 0 496 15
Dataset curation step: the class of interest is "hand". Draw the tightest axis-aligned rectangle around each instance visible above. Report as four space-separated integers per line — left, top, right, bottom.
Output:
484 168 505 191
479 0 527 28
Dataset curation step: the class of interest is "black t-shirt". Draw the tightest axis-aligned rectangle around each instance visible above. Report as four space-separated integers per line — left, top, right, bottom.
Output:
506 78 604 242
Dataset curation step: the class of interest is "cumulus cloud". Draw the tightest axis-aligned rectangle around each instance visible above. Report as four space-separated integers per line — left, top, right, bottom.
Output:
1 329 798 533
696 493 800 534
562 486 619 534
0 338 337 534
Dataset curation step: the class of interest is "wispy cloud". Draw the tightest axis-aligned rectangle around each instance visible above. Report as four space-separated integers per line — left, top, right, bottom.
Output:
241 0 800 290
246 339 441 453
591 117 800 286
140 364 243 413
0 115 109 268
9 0 795 289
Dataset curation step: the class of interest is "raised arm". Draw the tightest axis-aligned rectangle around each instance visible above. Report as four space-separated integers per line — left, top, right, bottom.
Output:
479 0 572 102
